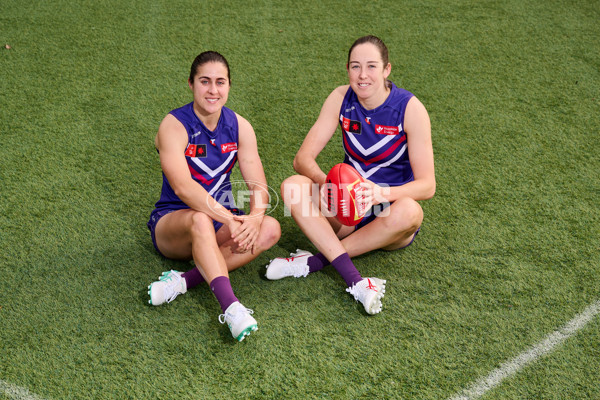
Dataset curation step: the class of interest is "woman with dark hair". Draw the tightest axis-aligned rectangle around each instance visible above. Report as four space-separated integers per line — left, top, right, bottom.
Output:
146 51 280 341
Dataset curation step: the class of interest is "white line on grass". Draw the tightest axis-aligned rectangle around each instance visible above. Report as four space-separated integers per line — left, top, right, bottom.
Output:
449 299 600 400
0 379 47 400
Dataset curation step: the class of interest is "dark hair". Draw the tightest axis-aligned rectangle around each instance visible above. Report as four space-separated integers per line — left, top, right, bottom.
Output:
347 35 389 67
189 51 231 83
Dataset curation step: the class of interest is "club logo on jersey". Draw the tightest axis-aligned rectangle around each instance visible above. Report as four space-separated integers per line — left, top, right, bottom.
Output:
374 124 400 135
185 143 207 158
221 142 238 153
342 117 361 134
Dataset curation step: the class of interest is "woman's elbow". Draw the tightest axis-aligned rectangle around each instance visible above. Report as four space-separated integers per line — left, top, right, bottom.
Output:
171 181 194 202
292 154 302 174
424 181 436 200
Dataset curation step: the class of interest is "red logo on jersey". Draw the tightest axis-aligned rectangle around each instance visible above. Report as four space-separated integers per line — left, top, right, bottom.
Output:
375 125 400 135
342 117 361 134
185 144 196 157
185 144 207 158
221 142 238 153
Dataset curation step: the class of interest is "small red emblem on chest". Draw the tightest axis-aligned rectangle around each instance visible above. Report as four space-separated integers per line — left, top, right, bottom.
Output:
374 125 399 135
185 144 207 158
221 142 238 153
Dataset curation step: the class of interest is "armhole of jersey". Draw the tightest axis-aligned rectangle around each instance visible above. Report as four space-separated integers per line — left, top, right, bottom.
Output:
231 109 240 144
169 108 192 153
338 86 354 127
400 93 416 132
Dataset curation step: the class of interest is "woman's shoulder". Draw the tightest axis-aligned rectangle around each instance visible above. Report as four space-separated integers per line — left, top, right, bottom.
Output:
156 112 188 150
233 111 252 131
333 84 351 97
323 85 350 106
159 112 186 132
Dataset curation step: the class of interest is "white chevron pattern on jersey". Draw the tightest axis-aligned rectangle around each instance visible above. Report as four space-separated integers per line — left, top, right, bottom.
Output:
345 143 408 179
346 130 396 155
208 174 228 196
189 151 237 177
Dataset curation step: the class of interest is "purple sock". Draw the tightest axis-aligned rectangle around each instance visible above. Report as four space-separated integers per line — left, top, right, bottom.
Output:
210 276 239 313
331 253 362 287
307 253 330 273
182 267 205 289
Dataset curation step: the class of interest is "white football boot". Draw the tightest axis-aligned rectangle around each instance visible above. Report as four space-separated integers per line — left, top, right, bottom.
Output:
219 301 258 342
265 249 313 280
346 277 386 315
147 270 187 306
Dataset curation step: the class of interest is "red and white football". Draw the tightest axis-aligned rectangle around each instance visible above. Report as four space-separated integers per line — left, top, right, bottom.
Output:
325 163 367 226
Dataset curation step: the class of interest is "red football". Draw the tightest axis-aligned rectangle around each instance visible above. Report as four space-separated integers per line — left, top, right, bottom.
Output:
325 163 367 226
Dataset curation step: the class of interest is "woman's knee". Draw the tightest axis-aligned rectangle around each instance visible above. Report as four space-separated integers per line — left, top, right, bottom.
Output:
281 175 313 204
383 198 423 232
189 211 217 240
257 216 281 250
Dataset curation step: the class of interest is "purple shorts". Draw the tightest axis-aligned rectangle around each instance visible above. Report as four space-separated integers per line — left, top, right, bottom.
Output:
147 207 244 256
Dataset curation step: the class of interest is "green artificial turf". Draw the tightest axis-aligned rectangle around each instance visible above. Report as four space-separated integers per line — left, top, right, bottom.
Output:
1 0 598 399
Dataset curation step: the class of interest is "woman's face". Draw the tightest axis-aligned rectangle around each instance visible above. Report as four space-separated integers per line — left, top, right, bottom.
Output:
347 43 391 102
188 61 230 115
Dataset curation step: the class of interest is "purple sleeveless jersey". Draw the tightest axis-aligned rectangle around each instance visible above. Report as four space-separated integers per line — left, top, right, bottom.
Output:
152 102 239 212
339 82 415 186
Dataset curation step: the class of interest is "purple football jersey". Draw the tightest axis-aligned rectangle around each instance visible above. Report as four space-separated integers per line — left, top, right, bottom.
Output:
339 83 415 186
153 102 239 212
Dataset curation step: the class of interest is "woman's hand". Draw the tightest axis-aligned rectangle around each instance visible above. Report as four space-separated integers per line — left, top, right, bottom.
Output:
230 214 263 254
359 180 389 209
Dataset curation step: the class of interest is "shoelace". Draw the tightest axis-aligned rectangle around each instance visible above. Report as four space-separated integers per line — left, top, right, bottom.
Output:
284 262 308 277
347 279 378 302
160 274 183 303
287 250 309 259
219 305 254 324
284 251 310 277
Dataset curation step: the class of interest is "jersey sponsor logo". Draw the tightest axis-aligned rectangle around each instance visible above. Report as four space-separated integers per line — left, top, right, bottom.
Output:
221 142 238 153
374 124 400 135
342 117 362 134
185 143 207 158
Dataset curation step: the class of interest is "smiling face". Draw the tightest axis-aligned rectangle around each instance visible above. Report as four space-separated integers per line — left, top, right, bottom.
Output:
188 61 230 118
347 42 391 108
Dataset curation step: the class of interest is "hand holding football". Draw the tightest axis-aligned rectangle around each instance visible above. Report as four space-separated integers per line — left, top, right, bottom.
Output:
325 163 368 226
